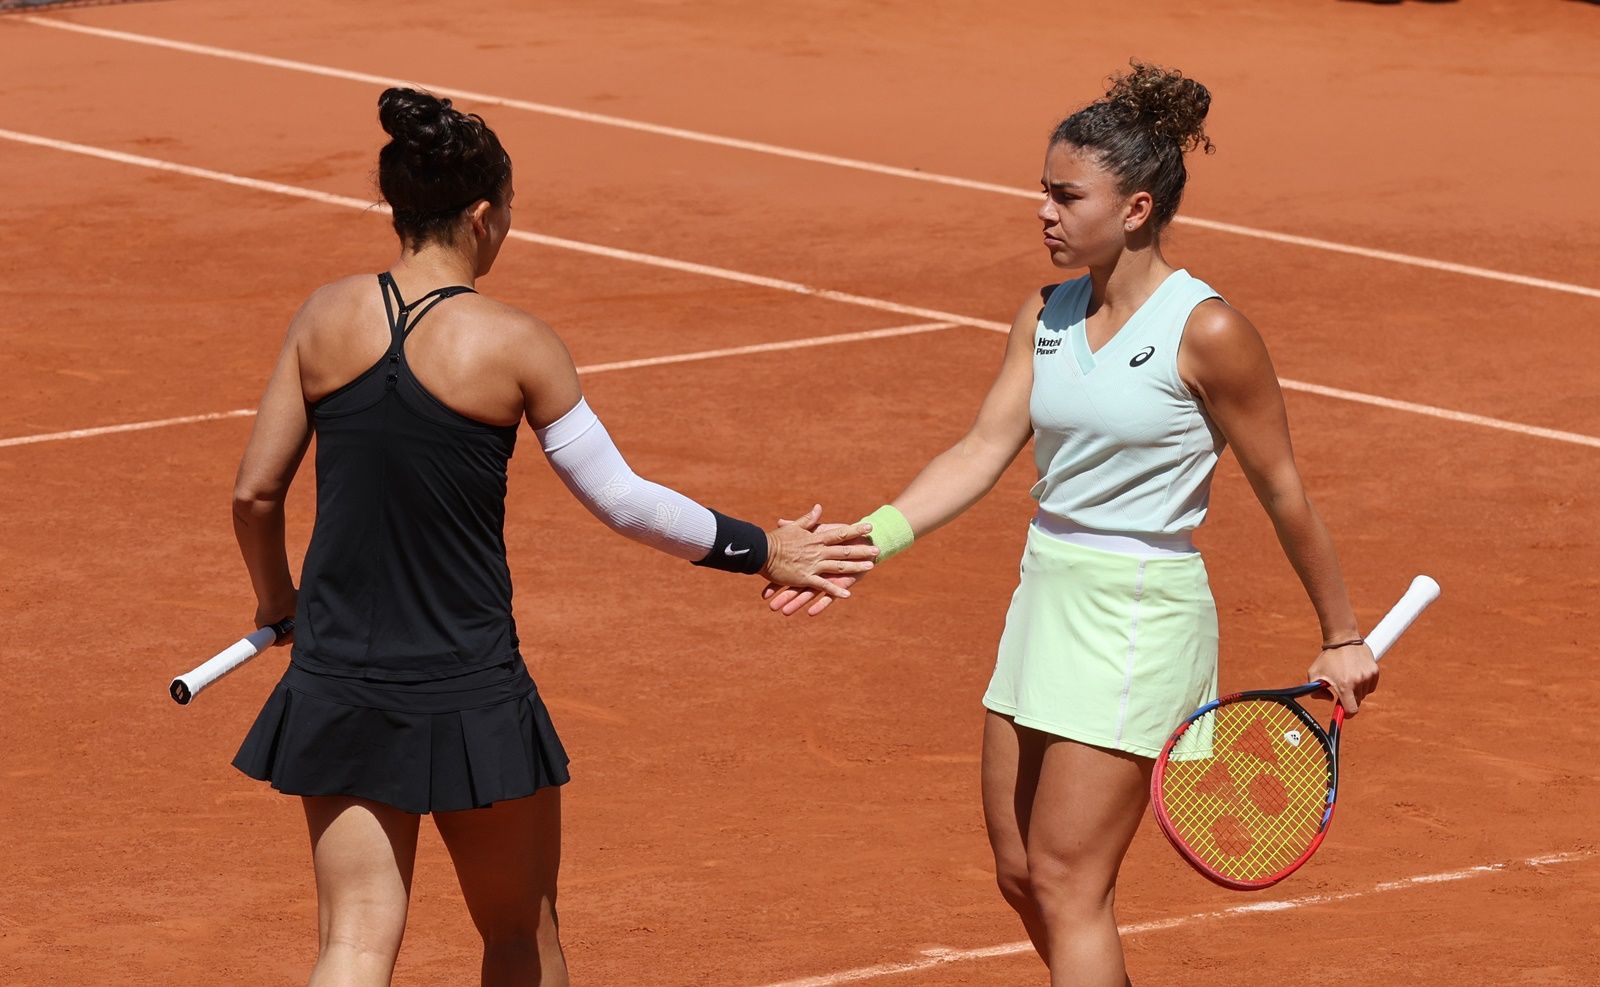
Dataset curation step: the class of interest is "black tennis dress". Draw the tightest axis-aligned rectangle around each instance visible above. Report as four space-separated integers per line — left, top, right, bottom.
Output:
234 273 570 813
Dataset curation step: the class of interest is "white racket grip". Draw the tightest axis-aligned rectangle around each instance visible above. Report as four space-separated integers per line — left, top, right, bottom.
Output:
1366 575 1441 661
169 623 284 705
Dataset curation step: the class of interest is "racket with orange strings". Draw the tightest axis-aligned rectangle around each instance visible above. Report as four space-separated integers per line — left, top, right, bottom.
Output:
1150 575 1440 890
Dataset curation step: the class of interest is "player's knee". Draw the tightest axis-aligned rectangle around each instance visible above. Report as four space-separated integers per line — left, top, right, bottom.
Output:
994 861 1035 910
320 917 405 962
320 895 408 957
1026 853 1112 918
477 900 557 948
480 919 566 985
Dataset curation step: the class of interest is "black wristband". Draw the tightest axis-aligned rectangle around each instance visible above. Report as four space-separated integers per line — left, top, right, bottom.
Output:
691 510 769 575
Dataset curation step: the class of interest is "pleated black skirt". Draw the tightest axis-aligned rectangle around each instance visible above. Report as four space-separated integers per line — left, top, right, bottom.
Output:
232 655 570 814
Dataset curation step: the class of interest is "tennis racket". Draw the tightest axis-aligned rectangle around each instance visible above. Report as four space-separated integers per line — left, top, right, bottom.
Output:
1150 575 1440 890
168 619 293 706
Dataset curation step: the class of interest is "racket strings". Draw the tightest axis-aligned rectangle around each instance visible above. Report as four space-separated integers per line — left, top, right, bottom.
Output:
1158 699 1334 881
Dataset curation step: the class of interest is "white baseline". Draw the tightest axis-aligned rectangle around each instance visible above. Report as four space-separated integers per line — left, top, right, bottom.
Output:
16 15 1600 303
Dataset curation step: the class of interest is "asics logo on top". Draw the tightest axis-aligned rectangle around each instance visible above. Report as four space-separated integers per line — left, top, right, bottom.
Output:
1130 346 1155 367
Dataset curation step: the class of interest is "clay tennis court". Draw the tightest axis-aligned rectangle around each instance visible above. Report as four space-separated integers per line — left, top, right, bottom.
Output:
2 1 1597 983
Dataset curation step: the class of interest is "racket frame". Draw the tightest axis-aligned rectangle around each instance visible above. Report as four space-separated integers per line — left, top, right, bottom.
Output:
1150 682 1344 891
1149 574 1437 891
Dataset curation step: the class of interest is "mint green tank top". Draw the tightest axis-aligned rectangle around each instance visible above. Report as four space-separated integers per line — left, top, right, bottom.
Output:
1029 269 1225 536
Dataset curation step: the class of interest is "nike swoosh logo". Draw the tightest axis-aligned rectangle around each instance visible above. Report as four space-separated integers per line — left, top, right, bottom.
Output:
724 545 751 557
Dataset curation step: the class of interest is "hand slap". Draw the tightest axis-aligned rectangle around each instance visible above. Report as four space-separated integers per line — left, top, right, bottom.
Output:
760 507 876 599
762 516 874 615
765 574 858 616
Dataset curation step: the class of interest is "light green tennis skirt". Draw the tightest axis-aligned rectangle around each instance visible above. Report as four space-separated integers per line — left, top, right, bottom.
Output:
982 524 1219 759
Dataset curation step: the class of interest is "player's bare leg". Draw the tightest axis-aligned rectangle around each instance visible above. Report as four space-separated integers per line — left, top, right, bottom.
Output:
435 787 567 987
981 711 1052 963
303 796 420 987
1025 738 1150 987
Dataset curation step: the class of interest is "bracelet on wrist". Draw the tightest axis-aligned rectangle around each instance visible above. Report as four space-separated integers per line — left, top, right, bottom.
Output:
1321 637 1365 650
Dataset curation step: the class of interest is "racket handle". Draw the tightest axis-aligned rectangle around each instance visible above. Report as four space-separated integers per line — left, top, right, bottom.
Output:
169 619 293 706
1366 575 1440 661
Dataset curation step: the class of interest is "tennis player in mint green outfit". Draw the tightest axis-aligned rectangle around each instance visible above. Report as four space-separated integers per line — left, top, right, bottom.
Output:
766 62 1381 986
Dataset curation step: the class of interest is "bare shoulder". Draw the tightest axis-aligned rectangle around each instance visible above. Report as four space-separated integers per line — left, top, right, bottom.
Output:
1180 298 1277 398
462 295 570 359
288 275 377 337
1183 297 1263 354
1011 282 1061 326
1002 282 1063 352
302 274 375 311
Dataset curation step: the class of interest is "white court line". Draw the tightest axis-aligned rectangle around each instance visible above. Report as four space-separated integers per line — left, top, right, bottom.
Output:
752 849 1596 987
16 15 1600 303
0 128 1007 333
1 127 1597 452
0 322 955 448
1279 379 1600 450
576 321 956 374
0 408 257 448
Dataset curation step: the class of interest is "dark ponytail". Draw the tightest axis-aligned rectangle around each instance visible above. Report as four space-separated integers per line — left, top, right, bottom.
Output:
1050 61 1213 230
376 87 511 246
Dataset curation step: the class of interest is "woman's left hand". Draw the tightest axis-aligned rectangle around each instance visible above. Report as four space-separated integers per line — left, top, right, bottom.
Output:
1307 642 1378 716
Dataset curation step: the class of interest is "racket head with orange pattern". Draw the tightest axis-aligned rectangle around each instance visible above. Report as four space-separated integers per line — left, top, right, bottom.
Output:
1150 684 1344 891
1150 575 1440 891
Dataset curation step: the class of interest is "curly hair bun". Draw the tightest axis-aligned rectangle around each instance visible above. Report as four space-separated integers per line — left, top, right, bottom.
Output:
378 87 462 152
375 87 511 246
1104 61 1213 155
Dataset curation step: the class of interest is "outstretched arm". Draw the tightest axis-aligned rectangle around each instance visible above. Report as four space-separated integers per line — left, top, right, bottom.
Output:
767 287 1046 615
1180 299 1378 714
882 289 1042 536
514 315 876 596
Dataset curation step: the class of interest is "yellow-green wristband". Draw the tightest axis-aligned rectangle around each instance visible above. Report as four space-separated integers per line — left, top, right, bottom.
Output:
860 504 914 562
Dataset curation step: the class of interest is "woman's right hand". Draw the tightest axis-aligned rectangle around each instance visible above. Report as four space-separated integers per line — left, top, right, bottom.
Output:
761 506 877 599
253 589 297 647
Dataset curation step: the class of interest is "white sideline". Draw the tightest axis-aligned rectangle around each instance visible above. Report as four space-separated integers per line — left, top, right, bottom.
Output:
0 127 1596 452
750 849 1596 987
15 15 1600 303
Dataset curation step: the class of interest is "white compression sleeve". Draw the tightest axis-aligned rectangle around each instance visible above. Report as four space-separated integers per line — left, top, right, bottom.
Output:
536 399 718 561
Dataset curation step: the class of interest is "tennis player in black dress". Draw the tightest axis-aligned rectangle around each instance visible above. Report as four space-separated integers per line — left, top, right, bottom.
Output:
229 88 875 986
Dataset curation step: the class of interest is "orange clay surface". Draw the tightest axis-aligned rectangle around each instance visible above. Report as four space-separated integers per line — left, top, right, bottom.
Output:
2 2 1598 984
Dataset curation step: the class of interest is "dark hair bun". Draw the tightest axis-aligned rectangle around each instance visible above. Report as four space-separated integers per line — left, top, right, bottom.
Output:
1105 61 1213 154
378 87 460 151
376 87 512 245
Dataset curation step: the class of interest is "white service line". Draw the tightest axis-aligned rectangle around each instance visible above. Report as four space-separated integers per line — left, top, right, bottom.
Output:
0 322 955 448
16 15 1600 303
751 849 1595 987
1 127 1597 452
